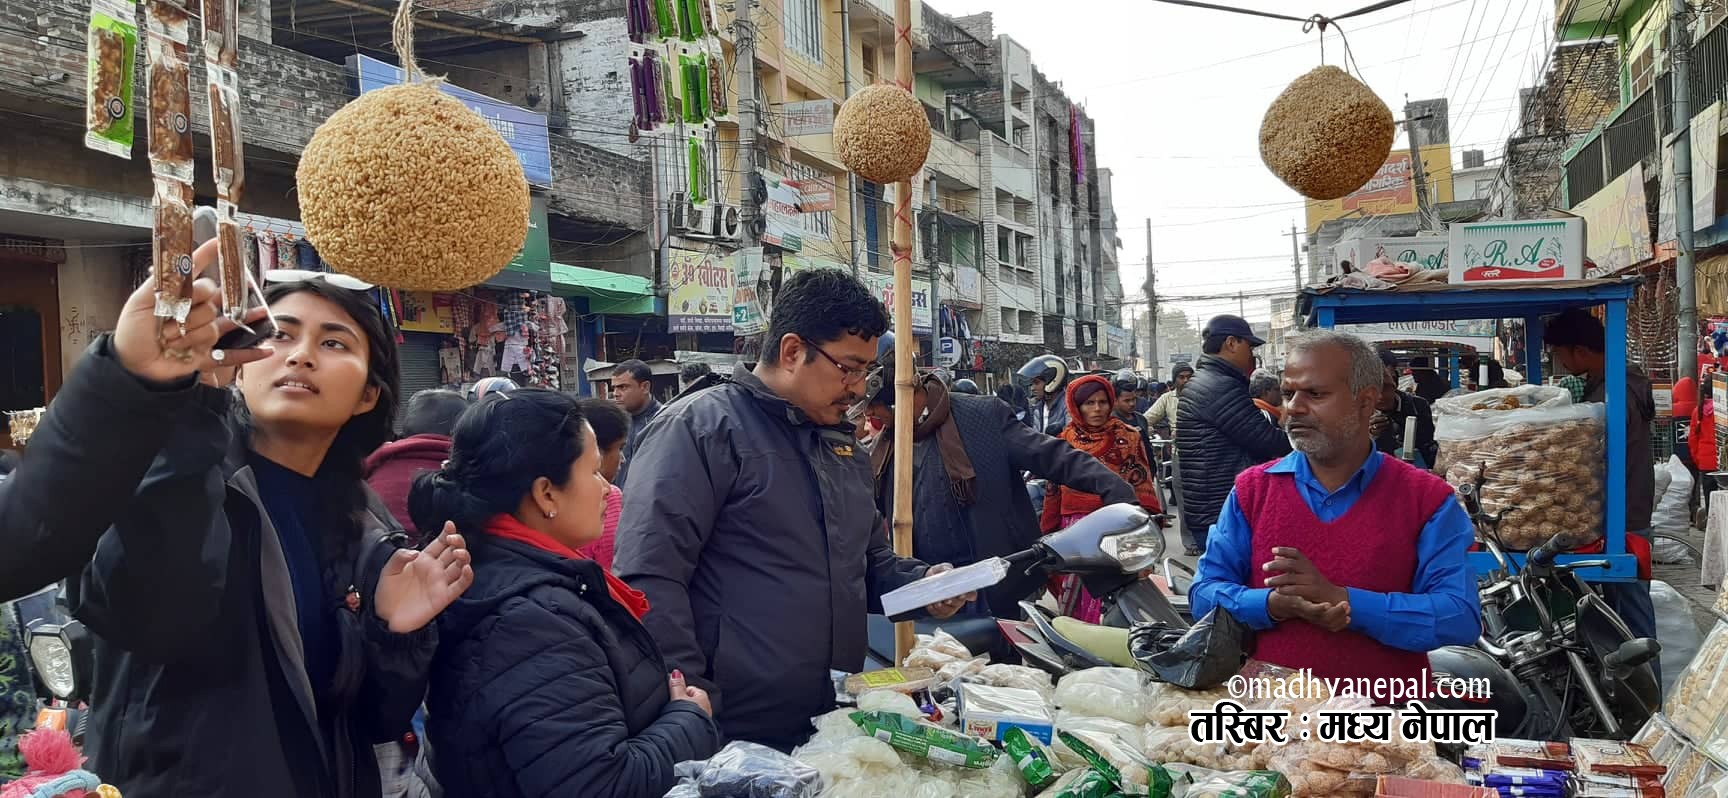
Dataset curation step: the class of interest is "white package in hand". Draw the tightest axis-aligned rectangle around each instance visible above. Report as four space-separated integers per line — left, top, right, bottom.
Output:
880 558 1009 618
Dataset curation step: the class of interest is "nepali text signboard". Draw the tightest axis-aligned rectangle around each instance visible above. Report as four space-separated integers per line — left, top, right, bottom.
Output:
1448 218 1586 284
399 292 457 334
1696 101 1721 231
1343 320 1497 351
782 99 834 137
1305 144 1454 232
731 247 768 336
350 55 552 187
761 171 804 252
1371 236 1449 271
668 248 734 333
871 273 933 335
1575 163 1653 277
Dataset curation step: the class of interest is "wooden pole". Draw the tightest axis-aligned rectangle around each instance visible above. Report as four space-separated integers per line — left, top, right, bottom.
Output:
890 0 917 666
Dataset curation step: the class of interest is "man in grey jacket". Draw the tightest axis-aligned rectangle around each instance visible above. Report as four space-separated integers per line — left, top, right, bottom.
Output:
613 269 971 751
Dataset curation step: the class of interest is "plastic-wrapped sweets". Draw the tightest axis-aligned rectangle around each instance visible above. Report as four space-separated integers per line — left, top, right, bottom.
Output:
792 708 1024 798
664 741 823 798
1053 667 1153 726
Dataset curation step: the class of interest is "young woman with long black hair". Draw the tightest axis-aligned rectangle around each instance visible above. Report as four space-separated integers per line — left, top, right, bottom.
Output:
70 243 473 798
412 389 720 798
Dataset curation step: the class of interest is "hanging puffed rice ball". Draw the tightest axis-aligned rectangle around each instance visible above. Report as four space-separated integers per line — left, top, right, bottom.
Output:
297 82 529 291
834 84 931 185
1259 66 1395 201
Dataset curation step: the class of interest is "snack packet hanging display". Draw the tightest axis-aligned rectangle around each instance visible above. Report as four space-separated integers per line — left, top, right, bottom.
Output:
152 177 196 322
200 0 239 66
144 0 195 185
86 0 139 158
207 68 246 201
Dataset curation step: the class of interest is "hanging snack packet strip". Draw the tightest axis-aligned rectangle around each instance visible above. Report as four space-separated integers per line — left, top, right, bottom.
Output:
85 0 139 158
152 178 196 322
144 0 195 185
201 0 239 67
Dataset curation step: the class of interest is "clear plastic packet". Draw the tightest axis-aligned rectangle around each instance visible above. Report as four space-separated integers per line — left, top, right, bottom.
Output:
1434 385 1606 550
214 209 252 321
85 0 138 158
1141 722 1264 772
152 177 195 321
1234 660 1333 715
707 46 727 116
1049 712 1144 773
1667 746 1711 797
1186 770 1293 798
1463 738 1575 771
1005 725 1057 790
1054 730 1163 796
207 65 246 202
1668 622 1728 742
199 0 239 66
144 0 195 184
848 710 998 769
1144 681 1236 728
843 667 937 696
1054 667 1153 726
968 664 1055 698
1571 738 1664 778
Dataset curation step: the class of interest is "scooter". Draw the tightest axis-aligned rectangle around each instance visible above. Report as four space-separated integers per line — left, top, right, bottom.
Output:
4 582 93 742
863 503 1181 671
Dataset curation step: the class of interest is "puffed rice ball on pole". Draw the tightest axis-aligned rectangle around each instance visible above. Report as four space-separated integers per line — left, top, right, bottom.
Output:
1259 65 1395 201
834 83 931 185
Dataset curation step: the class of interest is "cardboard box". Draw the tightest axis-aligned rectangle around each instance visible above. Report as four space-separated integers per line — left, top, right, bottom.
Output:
956 683 1054 744
1375 776 1497 798
1448 218 1586 284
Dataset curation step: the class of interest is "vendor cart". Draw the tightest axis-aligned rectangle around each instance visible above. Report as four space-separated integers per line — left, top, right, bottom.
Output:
1302 278 1641 582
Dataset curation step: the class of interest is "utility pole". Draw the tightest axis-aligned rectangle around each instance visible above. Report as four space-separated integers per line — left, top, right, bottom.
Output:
734 0 761 249
1283 221 1303 322
1143 219 1159 370
1404 98 1440 233
1671 0 1699 380
1237 292 1245 318
840 0 860 276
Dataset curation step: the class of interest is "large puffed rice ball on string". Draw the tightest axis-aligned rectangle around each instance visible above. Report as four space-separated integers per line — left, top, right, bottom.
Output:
297 81 530 291
834 84 931 185
1259 65 1395 200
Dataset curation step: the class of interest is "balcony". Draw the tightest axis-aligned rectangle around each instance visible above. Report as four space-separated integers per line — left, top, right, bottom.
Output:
929 131 981 189
915 7 992 88
1556 0 1623 41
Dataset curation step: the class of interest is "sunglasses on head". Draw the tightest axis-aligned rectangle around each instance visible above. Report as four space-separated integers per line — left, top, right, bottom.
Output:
263 269 374 291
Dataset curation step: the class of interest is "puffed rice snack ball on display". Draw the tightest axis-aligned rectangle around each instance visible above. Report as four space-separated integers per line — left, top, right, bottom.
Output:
297 81 530 291
1259 66 1395 200
833 84 931 185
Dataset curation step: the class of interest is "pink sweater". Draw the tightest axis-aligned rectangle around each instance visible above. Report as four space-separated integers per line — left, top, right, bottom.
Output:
580 485 624 572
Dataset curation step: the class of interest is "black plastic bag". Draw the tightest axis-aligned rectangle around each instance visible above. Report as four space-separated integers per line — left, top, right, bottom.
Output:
1128 607 1253 689
663 741 823 798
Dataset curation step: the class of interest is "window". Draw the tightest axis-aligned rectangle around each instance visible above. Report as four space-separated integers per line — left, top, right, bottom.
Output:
787 160 832 240
861 43 878 85
784 0 823 63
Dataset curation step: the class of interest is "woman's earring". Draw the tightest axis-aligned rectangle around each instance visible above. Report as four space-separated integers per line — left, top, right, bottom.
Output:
545 510 557 519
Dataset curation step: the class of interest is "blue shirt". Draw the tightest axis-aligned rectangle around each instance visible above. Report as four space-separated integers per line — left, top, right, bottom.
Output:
250 454 338 706
1189 450 1481 653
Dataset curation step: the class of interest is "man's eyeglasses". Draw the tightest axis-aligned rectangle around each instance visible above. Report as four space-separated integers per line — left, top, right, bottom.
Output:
803 338 870 384
263 269 374 292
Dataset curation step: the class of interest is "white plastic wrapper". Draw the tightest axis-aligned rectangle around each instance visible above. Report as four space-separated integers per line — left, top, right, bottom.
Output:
1053 667 1152 726
1435 385 1607 549
1049 711 1145 773
857 689 924 719
793 708 1024 798
967 664 1055 699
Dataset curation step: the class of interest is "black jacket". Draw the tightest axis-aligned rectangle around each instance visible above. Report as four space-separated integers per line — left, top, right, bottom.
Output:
0 337 214 602
615 398 663 488
1374 391 1439 468
612 369 928 750
426 536 720 798
1175 355 1292 537
69 390 436 798
874 395 1136 613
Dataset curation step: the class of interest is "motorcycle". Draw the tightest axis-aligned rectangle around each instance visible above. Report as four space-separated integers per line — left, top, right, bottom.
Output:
1424 475 1662 740
863 503 1183 671
4 582 93 742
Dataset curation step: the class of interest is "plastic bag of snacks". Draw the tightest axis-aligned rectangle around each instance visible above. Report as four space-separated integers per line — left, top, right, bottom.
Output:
1571 738 1664 778
1667 622 1728 743
1186 770 1293 798
1141 723 1265 772
1054 667 1153 726
1434 385 1607 550
85 0 138 158
848 711 998 769
1143 681 1235 727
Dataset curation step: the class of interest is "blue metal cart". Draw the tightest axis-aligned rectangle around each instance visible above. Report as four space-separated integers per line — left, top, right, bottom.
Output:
1302 279 1640 581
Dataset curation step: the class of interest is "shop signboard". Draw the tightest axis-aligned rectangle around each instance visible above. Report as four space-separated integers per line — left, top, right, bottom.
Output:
1305 144 1454 231
349 55 552 187
489 194 552 291
871 274 933 335
954 265 982 306
791 179 836 212
732 247 768 336
1104 324 1129 359
1448 218 1586 284
1343 320 1496 351
782 99 834 137
1362 236 1449 271
761 171 804 252
668 248 734 333
1170 353 1192 365
399 292 457 334
938 337 962 367
1574 163 1652 277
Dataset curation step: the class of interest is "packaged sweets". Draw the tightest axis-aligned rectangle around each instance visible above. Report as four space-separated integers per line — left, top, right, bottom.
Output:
85 0 138 158
848 711 998 769
1463 738 1574 771
1571 738 1664 778
152 177 196 322
1669 622 1728 742
207 65 246 201
843 667 936 696
200 0 239 66
144 0 194 184
1005 726 1056 789
215 212 251 320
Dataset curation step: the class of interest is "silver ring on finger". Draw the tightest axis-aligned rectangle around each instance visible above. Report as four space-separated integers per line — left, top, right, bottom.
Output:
211 349 226 364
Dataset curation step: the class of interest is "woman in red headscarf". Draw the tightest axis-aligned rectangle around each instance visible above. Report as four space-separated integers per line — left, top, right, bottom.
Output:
1040 374 1163 622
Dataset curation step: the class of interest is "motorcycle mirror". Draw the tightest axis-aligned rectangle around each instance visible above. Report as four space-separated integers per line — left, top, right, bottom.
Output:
1042 504 1162 573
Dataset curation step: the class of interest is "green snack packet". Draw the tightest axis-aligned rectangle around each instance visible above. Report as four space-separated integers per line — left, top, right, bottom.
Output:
1005 726 1055 788
1186 770 1291 798
849 710 999 769
1053 769 1121 798
85 0 138 158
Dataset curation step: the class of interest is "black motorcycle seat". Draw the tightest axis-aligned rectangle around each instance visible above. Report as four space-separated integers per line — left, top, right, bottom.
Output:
865 614 1005 663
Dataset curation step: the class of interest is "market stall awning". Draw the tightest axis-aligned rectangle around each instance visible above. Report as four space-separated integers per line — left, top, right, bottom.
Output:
552 262 659 314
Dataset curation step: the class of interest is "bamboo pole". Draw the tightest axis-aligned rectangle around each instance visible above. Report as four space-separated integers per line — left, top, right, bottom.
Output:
890 0 917 667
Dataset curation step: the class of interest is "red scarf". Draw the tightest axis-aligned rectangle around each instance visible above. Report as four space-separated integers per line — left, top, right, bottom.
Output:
483 514 651 621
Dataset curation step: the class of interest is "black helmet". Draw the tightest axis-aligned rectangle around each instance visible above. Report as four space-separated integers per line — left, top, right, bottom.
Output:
1017 354 1069 394
953 378 980 395
1111 369 1142 394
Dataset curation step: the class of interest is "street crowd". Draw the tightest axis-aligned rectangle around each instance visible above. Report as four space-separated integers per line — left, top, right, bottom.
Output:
0 238 1656 798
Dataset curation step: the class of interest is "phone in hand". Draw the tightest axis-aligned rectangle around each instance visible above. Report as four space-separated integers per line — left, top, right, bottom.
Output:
193 206 277 352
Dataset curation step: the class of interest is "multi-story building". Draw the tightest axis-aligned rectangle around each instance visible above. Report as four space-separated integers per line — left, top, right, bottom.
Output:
0 0 653 428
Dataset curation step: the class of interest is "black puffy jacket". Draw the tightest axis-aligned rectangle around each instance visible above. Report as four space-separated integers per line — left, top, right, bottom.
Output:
1175 355 1292 538
427 536 719 798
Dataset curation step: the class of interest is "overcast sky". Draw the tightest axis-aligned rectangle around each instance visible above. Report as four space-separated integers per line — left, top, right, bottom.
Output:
935 0 1558 331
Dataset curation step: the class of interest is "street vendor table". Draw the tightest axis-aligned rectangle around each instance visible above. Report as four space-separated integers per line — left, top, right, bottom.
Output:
1302 278 1640 582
